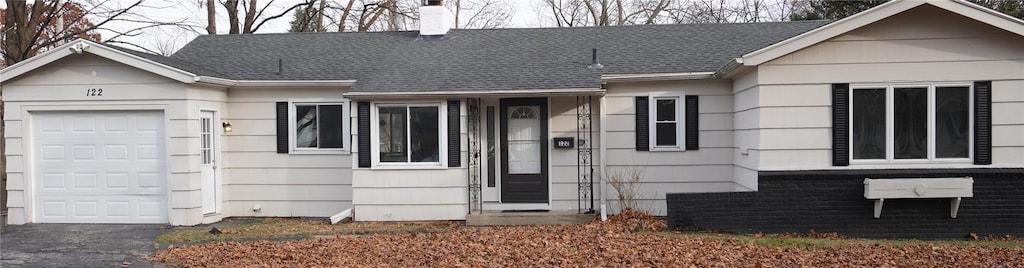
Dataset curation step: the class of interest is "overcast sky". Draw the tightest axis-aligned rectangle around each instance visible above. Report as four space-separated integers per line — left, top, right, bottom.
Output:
0 0 545 54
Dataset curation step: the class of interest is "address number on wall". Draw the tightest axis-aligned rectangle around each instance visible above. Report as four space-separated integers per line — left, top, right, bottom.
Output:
86 88 103 96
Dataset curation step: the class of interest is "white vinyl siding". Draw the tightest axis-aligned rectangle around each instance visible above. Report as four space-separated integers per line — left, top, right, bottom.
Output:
0 53 218 225
352 101 466 221
752 5 1024 172
598 81 735 215
224 88 353 218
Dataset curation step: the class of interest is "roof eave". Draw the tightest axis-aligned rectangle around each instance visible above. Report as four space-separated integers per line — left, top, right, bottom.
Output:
601 72 716 83
1 39 198 84
233 80 357 88
343 87 605 100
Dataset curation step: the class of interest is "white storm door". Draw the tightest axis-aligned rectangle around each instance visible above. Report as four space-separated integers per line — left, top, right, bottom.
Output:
200 111 218 214
33 111 167 223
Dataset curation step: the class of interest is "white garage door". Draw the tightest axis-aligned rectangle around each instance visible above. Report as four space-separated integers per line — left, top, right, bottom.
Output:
33 111 167 223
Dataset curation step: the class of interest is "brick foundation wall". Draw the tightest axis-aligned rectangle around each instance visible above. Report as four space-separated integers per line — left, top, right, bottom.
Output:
667 168 1024 239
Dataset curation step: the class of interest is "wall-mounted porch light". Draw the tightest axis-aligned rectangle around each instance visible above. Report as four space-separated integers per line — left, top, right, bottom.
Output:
222 122 233 133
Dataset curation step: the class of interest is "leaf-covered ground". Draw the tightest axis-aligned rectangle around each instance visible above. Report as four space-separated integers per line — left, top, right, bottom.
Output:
150 213 1024 267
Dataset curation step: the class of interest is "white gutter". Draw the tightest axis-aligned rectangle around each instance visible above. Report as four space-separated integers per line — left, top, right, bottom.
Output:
330 208 353 224
344 88 605 99
599 95 608 221
714 58 745 79
601 72 716 83
194 76 236 86
234 80 356 87
193 76 357 88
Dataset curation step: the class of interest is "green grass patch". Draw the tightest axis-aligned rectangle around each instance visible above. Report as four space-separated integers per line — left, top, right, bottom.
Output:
156 218 460 244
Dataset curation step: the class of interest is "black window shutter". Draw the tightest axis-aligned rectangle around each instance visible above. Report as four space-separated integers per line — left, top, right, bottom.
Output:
974 81 992 165
685 95 699 150
635 96 649 151
357 102 371 168
831 83 850 166
276 102 289 153
448 100 461 167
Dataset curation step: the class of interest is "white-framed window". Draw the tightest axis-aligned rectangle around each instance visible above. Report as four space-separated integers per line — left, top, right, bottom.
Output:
289 100 350 154
649 92 686 151
371 101 447 167
850 83 972 163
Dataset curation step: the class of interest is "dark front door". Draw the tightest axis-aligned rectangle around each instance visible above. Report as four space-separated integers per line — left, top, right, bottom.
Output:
500 98 549 203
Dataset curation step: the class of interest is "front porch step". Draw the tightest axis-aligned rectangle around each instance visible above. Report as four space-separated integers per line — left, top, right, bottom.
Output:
466 211 595 226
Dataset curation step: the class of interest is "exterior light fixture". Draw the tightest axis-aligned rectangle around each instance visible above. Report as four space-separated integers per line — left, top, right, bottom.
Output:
222 122 233 133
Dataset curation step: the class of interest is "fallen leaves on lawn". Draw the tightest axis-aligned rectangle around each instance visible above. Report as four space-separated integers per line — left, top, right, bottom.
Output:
149 213 1024 267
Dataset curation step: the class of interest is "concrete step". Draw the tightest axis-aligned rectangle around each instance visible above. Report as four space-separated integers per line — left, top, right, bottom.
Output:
465 211 595 226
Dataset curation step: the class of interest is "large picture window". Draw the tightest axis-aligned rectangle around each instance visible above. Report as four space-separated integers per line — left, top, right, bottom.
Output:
851 85 971 162
292 102 348 152
376 104 442 164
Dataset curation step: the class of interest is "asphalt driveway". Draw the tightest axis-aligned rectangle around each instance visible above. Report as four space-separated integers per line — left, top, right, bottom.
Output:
1 224 165 267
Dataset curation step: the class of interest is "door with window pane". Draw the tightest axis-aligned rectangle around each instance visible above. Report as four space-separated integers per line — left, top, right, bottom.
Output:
200 111 218 214
500 98 548 203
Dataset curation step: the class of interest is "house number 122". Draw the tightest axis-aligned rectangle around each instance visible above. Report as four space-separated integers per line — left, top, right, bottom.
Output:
86 88 103 96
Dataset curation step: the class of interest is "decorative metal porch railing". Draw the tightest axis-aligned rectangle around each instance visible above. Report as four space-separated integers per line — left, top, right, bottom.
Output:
577 96 595 213
467 98 483 214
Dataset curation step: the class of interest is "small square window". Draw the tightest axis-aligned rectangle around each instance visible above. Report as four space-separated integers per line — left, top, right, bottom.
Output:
291 102 348 152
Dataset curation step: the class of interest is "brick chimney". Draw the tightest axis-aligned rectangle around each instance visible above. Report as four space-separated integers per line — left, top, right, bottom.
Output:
419 0 452 36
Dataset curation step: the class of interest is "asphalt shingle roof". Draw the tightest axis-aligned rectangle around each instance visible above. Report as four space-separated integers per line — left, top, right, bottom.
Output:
169 21 830 92
109 45 228 78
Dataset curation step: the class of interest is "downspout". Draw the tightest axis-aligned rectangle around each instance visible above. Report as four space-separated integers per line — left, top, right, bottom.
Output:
599 95 608 221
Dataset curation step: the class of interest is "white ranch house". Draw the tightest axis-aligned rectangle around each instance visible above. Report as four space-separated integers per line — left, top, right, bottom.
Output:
2 0 1022 235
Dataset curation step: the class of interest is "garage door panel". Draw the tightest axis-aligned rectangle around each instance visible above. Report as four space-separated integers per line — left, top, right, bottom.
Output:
33 111 168 224
36 172 165 194
36 196 167 223
36 142 162 163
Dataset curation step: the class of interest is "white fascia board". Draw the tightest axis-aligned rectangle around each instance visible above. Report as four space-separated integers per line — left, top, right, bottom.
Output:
1 39 198 84
741 0 926 66
601 72 716 83
1 41 77 83
343 88 605 99
233 80 356 87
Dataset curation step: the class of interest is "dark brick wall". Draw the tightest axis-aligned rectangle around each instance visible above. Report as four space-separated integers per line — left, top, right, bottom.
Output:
667 168 1024 239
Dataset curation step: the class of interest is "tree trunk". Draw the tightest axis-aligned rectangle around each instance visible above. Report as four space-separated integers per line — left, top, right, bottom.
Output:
224 0 240 34
242 0 258 33
339 0 355 31
315 0 326 32
206 0 217 34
